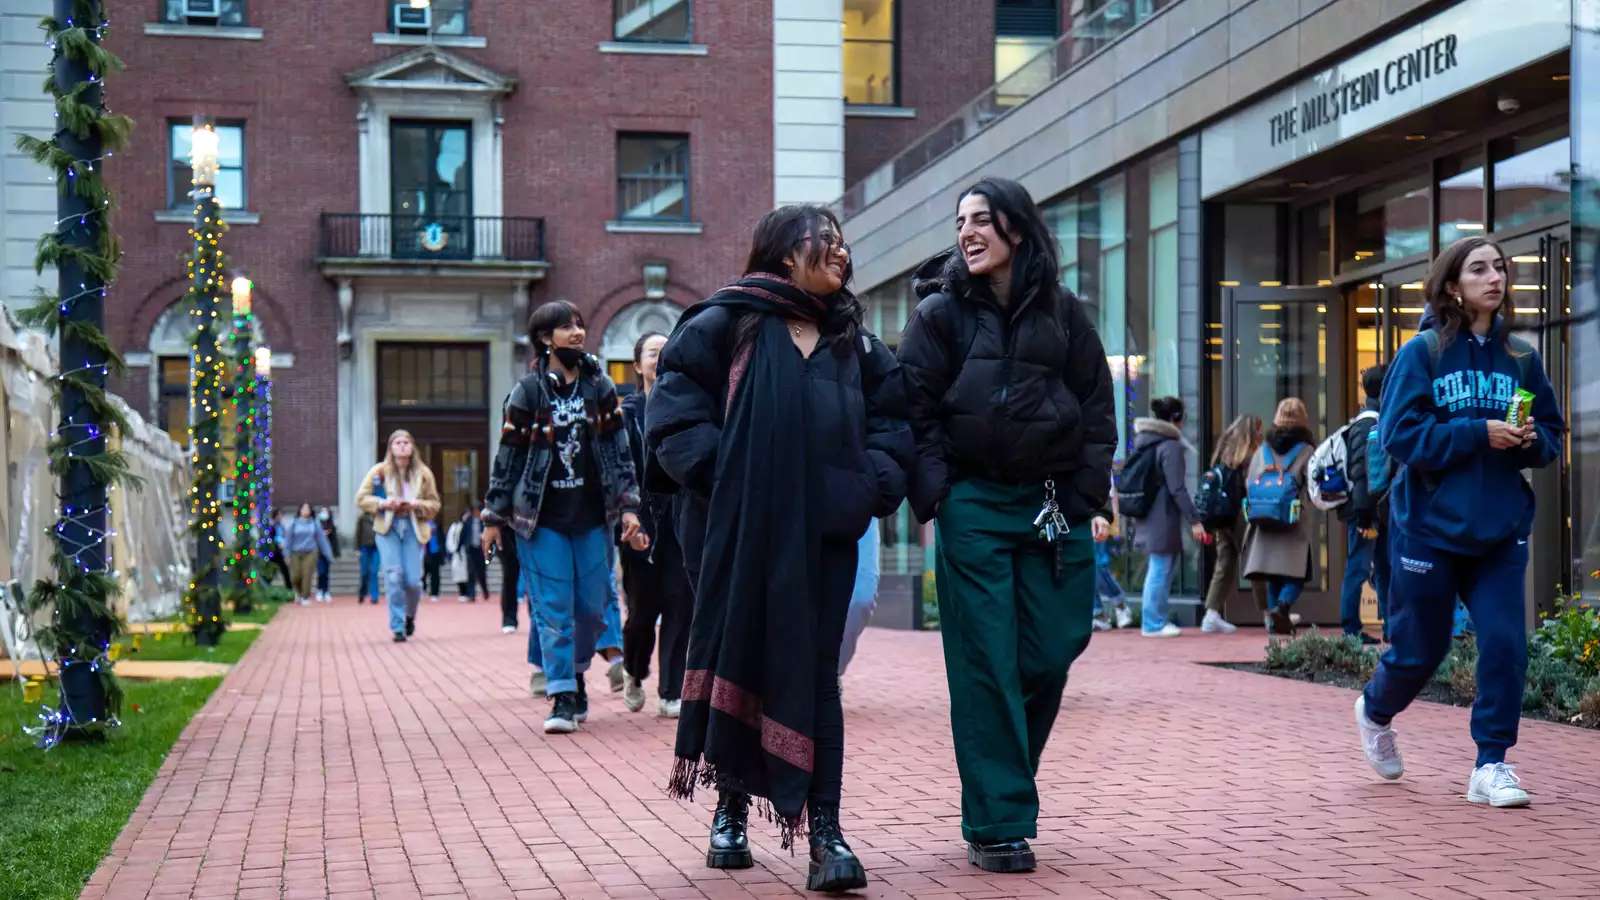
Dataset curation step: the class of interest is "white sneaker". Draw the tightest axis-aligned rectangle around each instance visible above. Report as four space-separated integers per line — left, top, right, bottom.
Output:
500 625 515 634
1201 609 1238 634
1354 695 1404 780
528 668 547 698
1142 622 1181 638
429 595 440 603
458 596 468 603
658 698 681 718
607 657 626 693
1091 616 1111 632
1467 762 1530 808
1114 605 1134 629
623 676 646 712
297 597 309 607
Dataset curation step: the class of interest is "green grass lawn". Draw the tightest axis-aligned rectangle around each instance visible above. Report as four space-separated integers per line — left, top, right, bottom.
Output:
130 598 281 664
0 676 224 900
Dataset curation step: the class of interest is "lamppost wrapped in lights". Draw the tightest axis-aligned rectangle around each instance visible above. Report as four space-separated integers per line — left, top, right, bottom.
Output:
226 273 259 615
184 116 229 645
231 275 252 316
252 346 276 580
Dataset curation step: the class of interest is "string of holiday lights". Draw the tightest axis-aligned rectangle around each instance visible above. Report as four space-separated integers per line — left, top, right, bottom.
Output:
253 361 276 583
225 279 260 615
13 0 132 747
180 156 230 646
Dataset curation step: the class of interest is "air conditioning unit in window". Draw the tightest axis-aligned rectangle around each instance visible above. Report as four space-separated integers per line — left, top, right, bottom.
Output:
182 0 221 22
393 3 432 33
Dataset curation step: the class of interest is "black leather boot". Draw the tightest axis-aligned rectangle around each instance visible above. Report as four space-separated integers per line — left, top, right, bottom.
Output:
706 790 753 869
806 804 867 892
967 838 1036 873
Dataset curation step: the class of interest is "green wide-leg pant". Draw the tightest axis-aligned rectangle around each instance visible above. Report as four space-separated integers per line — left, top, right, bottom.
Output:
935 477 1095 843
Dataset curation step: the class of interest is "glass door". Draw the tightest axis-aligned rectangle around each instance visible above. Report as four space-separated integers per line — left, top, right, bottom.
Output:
390 120 473 259
1224 286 1346 625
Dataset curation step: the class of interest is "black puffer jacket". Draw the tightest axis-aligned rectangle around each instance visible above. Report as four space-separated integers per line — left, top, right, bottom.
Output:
897 249 1117 523
645 305 914 542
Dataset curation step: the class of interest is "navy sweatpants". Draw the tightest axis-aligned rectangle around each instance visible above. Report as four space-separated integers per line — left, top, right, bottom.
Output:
1361 529 1528 767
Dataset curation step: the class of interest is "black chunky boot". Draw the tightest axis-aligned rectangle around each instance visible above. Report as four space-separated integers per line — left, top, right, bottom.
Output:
706 790 753 869
806 805 867 893
967 838 1035 873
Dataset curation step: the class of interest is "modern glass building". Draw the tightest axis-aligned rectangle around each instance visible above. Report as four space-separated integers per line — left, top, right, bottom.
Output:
843 0 1600 626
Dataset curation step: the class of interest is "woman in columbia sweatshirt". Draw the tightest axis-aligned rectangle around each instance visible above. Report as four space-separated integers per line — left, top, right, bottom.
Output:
1354 237 1563 809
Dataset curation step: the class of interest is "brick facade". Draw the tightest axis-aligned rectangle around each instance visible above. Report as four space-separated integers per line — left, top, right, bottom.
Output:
101 1 774 510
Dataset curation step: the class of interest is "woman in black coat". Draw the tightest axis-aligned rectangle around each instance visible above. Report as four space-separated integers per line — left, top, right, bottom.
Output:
646 204 913 893
897 177 1116 875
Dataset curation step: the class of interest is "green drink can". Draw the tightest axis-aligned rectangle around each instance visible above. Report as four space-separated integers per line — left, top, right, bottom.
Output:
1507 388 1535 428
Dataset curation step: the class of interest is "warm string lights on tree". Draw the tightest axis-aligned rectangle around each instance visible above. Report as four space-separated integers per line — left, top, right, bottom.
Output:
225 276 260 615
180 121 228 647
13 0 134 748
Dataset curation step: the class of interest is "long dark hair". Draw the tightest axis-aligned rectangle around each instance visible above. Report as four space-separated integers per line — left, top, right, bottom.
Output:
632 330 667 364
1426 236 1512 347
950 177 1060 308
741 205 861 354
527 299 585 362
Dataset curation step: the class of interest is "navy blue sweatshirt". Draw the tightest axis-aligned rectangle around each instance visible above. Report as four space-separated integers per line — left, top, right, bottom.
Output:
1379 323 1563 555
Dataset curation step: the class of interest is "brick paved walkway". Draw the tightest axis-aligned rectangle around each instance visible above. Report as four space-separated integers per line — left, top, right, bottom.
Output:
83 599 1600 899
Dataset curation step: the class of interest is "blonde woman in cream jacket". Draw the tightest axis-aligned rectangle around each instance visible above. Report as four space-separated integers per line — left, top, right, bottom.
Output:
357 429 442 642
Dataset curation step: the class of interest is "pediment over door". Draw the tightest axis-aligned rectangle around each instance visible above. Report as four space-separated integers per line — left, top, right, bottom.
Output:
346 46 516 98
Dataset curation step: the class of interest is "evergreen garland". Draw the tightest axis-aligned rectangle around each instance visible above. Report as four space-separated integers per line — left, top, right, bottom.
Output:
182 209 229 644
13 0 135 745
225 301 261 614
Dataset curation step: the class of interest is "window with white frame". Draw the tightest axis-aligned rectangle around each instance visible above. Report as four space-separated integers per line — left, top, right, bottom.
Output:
162 0 247 26
168 121 245 210
613 0 691 42
616 134 690 222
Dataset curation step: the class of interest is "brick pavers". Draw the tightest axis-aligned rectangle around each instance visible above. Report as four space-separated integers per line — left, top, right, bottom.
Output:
81 601 1600 899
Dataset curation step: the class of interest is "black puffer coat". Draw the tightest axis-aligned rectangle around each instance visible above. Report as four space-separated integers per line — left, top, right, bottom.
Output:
645 305 914 544
897 249 1117 523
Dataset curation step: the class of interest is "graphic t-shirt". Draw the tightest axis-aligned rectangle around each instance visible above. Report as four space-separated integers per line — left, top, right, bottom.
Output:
539 377 605 534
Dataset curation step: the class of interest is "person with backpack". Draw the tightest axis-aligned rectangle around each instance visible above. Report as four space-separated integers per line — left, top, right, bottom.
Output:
898 178 1115 875
1309 365 1393 644
1354 237 1563 809
1241 398 1318 636
1197 414 1263 633
646 205 912 892
1123 397 1205 638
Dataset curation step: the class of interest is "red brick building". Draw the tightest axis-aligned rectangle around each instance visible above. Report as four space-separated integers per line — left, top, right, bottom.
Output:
103 1 779 525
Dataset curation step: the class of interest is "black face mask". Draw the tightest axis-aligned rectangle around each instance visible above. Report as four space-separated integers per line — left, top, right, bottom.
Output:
552 346 585 369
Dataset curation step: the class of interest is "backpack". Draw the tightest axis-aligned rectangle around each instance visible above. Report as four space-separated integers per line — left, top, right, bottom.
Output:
1244 444 1306 530
1194 462 1242 526
1115 442 1166 520
1308 410 1377 513
1354 418 1395 514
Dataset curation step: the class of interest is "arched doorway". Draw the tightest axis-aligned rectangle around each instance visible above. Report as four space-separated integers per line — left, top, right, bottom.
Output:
599 300 683 386
146 301 267 447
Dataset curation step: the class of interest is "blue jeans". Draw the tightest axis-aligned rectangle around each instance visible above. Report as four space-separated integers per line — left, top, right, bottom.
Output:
1266 577 1304 610
1340 521 1385 634
517 526 609 696
600 543 623 653
838 519 881 675
1140 552 1177 633
1093 540 1125 615
358 544 381 603
377 517 424 634
1364 531 1527 766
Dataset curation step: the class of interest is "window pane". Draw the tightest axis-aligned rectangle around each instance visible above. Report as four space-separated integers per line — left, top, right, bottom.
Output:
1438 152 1485 248
843 0 894 104
216 170 245 211
433 0 468 35
617 134 689 220
1046 194 1079 293
614 0 691 42
1337 172 1428 272
1298 203 1331 284
1493 125 1569 233
165 0 246 24
216 125 243 167
1148 152 1179 400
170 123 192 164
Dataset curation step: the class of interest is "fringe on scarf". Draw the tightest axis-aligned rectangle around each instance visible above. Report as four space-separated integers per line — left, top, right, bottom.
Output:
666 756 808 852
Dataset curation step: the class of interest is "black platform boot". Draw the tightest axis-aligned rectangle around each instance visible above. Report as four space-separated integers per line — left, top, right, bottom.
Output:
967 838 1036 873
806 804 867 893
706 790 753 869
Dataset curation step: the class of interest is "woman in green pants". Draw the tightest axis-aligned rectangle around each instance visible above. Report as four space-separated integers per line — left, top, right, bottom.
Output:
897 177 1116 874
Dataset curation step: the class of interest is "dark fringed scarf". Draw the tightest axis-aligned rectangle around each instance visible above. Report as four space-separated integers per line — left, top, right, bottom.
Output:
665 273 833 849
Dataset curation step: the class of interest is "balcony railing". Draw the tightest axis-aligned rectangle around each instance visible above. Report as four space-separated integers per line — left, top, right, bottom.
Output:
837 0 1176 219
319 214 546 263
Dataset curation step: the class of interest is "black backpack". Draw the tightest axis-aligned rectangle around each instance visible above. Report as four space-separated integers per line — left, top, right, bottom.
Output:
1116 442 1165 520
1194 462 1242 526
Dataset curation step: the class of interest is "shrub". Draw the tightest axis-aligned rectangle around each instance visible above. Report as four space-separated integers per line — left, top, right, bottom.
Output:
1264 630 1379 680
1533 596 1600 679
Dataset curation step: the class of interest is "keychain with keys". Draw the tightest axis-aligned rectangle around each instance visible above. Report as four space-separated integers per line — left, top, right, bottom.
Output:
1032 479 1071 544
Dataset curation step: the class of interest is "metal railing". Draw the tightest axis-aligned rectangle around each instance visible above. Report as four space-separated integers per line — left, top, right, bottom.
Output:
318 214 546 262
838 0 1175 219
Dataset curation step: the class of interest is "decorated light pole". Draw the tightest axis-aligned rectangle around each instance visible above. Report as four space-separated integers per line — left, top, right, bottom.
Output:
253 347 276 583
14 0 134 746
226 276 258 615
183 121 227 646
